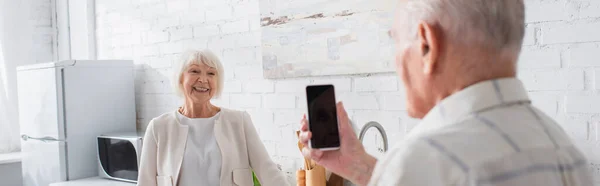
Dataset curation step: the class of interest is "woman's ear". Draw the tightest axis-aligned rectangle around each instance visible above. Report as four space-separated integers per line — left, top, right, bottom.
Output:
417 22 440 75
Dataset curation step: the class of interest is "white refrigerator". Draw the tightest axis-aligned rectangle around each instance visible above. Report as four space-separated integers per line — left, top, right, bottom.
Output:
16 60 137 186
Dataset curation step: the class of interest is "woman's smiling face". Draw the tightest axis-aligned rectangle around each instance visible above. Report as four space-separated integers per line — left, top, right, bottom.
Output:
180 62 218 104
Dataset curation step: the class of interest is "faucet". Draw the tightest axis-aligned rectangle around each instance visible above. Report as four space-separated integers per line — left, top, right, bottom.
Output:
358 121 388 153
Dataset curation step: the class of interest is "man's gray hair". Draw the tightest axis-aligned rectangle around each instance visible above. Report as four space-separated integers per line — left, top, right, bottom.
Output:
398 0 525 54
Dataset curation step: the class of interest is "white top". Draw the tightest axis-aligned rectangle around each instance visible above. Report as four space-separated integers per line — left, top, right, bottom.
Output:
368 78 593 186
176 111 222 186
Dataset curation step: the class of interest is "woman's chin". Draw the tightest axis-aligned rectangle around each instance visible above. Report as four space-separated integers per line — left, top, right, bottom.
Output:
187 94 212 103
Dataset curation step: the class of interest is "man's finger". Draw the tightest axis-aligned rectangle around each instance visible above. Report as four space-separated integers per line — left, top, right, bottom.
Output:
299 131 312 144
300 115 308 131
336 102 352 131
336 102 347 122
302 147 324 161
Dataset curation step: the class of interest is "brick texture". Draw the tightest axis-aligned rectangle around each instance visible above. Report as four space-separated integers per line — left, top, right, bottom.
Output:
565 44 600 67
541 21 600 44
95 0 600 184
596 70 600 90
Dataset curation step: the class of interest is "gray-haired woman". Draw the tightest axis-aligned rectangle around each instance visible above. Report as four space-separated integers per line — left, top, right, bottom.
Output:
137 49 289 186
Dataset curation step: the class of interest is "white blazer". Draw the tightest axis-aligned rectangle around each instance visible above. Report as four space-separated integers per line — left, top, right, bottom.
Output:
137 108 290 186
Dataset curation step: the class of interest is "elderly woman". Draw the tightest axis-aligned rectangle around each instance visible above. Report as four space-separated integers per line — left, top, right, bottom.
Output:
137 49 289 186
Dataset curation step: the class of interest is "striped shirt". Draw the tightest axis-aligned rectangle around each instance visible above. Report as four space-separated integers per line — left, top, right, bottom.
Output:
368 78 593 186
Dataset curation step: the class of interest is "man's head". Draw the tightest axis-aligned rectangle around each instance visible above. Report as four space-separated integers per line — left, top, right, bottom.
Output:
391 0 525 118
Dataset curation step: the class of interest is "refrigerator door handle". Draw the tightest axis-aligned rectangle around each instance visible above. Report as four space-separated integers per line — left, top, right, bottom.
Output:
21 134 66 142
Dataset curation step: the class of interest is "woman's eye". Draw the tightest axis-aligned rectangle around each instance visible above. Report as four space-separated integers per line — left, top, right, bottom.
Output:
208 72 216 76
190 70 198 73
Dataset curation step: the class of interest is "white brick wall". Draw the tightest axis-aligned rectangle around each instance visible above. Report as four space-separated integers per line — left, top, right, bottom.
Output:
230 94 261 108
312 78 352 92
525 0 576 23
220 19 249 34
354 76 398 92
274 79 311 93
223 80 242 93
518 47 561 69
542 21 600 44
379 93 406 111
205 5 233 22
565 44 600 67
580 1 600 18
529 93 559 117
159 41 183 55
522 25 536 46
95 0 600 184
222 47 259 65
243 80 274 93
264 94 295 109
32 0 54 63
193 25 220 37
561 114 591 141
596 70 600 90
145 30 169 44
165 0 188 13
519 69 584 91
566 95 600 114
169 27 193 41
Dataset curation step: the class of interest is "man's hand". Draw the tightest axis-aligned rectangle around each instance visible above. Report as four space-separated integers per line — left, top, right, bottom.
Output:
299 102 377 186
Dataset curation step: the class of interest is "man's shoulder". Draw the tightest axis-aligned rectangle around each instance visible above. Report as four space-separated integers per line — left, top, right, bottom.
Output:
387 120 495 168
370 137 467 185
383 136 468 169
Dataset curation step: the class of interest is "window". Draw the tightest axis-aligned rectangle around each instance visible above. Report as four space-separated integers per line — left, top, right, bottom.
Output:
0 38 20 153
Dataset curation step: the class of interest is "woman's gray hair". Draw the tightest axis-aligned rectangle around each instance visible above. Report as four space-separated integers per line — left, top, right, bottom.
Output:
397 0 525 55
172 49 224 98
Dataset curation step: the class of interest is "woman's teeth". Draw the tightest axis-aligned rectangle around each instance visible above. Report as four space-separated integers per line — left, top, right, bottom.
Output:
194 87 209 92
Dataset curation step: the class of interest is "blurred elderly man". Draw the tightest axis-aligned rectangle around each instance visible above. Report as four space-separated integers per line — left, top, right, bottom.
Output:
298 0 594 185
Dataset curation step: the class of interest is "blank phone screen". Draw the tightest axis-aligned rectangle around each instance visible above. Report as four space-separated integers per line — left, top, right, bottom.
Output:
306 85 340 149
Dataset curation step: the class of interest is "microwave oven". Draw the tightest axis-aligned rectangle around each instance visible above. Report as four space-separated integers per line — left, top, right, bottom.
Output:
97 132 144 183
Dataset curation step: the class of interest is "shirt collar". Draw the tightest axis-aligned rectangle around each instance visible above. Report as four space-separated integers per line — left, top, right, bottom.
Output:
409 78 531 136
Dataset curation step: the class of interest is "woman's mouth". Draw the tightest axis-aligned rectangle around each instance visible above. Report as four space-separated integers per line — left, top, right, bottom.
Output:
193 87 210 93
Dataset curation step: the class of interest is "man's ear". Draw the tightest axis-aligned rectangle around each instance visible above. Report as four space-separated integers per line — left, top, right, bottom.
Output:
417 22 440 75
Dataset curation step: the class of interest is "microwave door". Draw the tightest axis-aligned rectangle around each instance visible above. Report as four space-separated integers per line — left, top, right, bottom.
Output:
98 138 139 182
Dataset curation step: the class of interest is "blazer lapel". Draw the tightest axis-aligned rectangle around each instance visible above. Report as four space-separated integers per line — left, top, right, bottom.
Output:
214 111 229 185
172 124 189 185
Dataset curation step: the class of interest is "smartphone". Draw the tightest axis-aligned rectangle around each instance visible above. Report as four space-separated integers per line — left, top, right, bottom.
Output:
305 84 340 151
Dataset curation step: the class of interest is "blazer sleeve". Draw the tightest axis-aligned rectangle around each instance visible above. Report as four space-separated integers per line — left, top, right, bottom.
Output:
137 120 158 186
242 111 290 186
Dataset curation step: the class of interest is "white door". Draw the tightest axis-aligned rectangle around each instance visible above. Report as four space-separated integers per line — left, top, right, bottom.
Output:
17 67 67 186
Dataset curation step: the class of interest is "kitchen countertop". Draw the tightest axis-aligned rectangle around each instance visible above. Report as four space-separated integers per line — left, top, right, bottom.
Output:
50 177 136 186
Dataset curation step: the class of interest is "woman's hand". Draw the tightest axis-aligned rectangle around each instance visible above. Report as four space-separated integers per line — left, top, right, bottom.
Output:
298 102 377 186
